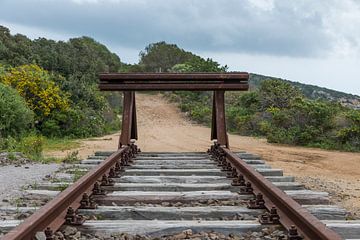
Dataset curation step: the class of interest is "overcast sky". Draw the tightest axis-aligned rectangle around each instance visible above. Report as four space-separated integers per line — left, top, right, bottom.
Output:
1 0 359 95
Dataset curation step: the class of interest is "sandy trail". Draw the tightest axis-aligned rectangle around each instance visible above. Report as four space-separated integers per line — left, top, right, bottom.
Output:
46 93 360 217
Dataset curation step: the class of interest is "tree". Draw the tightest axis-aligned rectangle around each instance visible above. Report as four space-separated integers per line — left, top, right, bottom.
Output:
0 82 34 137
0 25 123 138
184 57 227 72
140 41 227 73
259 79 303 110
171 63 194 73
171 57 227 73
139 42 194 72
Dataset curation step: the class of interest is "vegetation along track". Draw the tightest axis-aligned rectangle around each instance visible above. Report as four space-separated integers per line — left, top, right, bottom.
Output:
1 144 359 240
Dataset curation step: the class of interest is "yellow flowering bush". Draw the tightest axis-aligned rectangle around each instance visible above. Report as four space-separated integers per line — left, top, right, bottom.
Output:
0 64 69 119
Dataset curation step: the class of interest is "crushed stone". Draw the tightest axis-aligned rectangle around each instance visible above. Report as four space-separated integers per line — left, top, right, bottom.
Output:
56 227 287 240
0 163 59 205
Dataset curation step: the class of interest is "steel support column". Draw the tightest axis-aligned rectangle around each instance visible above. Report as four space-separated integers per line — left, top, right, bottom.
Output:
211 90 229 148
119 91 137 148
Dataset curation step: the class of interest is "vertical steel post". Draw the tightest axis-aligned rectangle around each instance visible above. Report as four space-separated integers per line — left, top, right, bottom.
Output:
131 92 138 140
211 90 229 148
119 91 137 148
211 93 217 141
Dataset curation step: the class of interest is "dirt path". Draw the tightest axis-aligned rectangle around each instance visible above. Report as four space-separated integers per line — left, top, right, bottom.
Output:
46 93 360 217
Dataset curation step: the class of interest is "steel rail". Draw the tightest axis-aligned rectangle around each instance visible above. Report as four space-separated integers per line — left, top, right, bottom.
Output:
220 147 343 240
99 72 249 81
2 147 129 240
99 83 249 91
99 72 249 91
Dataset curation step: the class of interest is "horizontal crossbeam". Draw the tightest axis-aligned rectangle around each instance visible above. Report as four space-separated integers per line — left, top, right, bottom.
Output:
99 73 249 91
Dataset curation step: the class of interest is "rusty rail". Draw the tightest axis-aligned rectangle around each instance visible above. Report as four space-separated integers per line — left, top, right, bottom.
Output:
2 146 132 240
209 144 342 240
99 72 249 80
99 72 249 91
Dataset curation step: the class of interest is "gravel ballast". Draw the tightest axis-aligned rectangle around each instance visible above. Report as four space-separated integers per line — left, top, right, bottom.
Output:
0 163 60 204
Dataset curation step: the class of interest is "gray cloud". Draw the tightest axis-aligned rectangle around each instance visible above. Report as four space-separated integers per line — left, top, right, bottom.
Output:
1 0 359 58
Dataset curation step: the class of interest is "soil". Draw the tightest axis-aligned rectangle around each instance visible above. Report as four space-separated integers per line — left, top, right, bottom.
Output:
45 93 360 217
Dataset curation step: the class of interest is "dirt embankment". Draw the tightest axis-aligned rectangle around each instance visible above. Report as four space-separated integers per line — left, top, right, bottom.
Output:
46 93 360 217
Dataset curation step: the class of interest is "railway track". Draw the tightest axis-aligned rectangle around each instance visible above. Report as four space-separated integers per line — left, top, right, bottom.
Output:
1 143 359 240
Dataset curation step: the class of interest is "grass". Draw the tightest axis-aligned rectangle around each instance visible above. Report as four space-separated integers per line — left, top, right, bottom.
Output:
72 168 87 181
39 150 80 164
54 183 70 191
1 136 82 164
43 138 81 152
40 156 63 164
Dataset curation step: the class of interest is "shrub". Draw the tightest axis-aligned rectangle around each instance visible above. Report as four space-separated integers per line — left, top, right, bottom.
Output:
264 99 336 146
189 106 212 125
18 135 44 159
337 110 360 150
40 106 108 138
0 64 70 120
259 79 303 110
0 136 17 152
62 150 79 163
0 82 34 138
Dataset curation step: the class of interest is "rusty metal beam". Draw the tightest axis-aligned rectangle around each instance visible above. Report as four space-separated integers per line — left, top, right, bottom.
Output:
2 147 129 240
99 73 249 91
99 72 249 81
219 147 343 240
99 83 249 91
211 91 229 147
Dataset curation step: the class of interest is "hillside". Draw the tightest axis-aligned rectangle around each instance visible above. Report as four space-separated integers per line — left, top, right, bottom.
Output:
0 25 123 140
127 41 360 109
250 74 360 109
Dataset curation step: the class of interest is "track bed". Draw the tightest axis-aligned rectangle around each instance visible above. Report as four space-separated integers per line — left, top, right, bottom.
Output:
1 148 359 239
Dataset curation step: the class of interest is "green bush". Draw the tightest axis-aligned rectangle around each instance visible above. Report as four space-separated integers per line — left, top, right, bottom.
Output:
336 110 360 150
259 79 303 110
0 82 34 138
189 106 212 125
18 135 44 159
0 136 17 152
264 99 337 146
168 79 359 152
40 107 108 138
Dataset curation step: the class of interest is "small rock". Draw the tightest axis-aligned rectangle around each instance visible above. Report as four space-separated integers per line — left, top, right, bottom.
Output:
54 231 65 240
89 215 97 220
61 226 78 236
208 233 219 240
16 212 30 220
182 229 192 236
72 231 81 239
